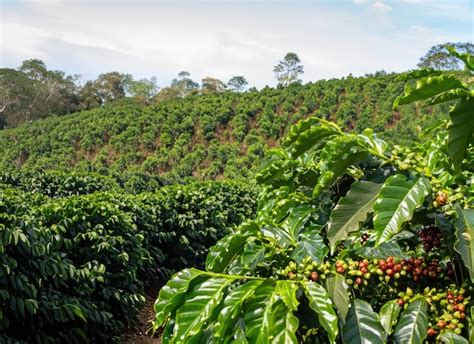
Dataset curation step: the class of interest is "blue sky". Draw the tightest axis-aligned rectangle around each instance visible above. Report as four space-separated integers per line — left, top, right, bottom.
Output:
0 0 472 88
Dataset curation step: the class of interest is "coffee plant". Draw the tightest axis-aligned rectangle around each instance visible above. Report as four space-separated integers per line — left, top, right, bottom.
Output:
153 49 473 343
0 181 256 343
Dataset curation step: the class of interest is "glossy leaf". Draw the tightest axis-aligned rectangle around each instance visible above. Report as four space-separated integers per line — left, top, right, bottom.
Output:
275 280 299 311
241 241 266 270
243 282 279 344
287 122 343 157
439 332 469 344
284 205 312 245
284 117 322 146
425 88 473 107
355 241 410 259
313 136 368 198
448 98 474 167
342 299 386 344
379 300 401 335
303 281 338 343
172 277 233 343
394 298 428 344
291 231 328 264
447 45 474 71
154 268 206 329
206 222 259 273
269 300 299 344
394 74 467 108
454 205 474 282
374 174 431 246
213 280 263 343
325 274 350 322
327 181 382 253
396 69 442 81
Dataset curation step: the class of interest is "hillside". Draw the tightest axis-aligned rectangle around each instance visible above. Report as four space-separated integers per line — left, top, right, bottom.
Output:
0 72 447 180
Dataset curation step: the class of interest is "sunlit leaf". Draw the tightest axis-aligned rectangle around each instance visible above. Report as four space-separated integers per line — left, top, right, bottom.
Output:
327 181 382 253
394 298 428 344
374 174 431 246
342 299 386 344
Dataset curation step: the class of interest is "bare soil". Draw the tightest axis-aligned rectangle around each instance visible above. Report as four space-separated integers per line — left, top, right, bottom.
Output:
122 286 162 344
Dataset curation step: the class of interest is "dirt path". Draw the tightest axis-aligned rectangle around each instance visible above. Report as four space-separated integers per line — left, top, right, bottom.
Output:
122 286 162 344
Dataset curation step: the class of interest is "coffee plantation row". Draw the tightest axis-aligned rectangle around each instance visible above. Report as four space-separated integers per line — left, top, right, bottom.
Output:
0 180 257 342
0 169 170 197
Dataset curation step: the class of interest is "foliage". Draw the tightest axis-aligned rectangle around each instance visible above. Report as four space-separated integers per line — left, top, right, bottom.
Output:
153 51 473 343
227 76 248 92
0 180 256 342
0 60 80 128
0 170 119 198
394 47 474 168
273 52 304 86
123 74 159 100
0 169 170 197
418 42 474 70
201 77 227 94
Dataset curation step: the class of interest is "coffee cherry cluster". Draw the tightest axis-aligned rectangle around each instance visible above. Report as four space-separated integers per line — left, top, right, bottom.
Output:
398 286 470 339
282 257 331 282
419 225 442 253
400 257 444 281
390 145 430 175
435 288 469 335
337 259 372 288
376 256 405 282
336 256 452 289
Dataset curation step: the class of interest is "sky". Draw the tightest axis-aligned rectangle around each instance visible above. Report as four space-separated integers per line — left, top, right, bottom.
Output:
0 0 472 88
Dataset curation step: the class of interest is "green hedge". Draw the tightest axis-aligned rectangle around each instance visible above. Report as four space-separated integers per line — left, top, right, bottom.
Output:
0 170 169 198
0 181 257 342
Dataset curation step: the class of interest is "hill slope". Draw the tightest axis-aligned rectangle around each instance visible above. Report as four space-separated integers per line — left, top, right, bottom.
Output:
0 72 447 180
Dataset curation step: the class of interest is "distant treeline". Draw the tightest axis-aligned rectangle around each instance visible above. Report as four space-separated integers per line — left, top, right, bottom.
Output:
0 42 471 129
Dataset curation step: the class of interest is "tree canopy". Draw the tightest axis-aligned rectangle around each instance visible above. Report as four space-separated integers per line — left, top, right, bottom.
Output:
418 42 474 70
273 52 304 86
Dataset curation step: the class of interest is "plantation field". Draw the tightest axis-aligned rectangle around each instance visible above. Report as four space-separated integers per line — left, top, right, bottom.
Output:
0 73 449 181
0 48 472 343
0 179 256 342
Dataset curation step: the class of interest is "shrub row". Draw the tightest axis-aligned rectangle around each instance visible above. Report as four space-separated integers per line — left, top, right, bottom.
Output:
0 170 168 197
0 181 257 343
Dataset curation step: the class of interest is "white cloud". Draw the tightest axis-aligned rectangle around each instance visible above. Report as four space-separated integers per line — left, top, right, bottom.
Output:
0 1 470 87
353 0 371 4
371 1 392 13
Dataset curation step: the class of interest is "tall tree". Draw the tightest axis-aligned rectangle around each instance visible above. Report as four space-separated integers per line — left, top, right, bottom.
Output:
227 76 248 92
153 71 199 101
94 72 126 103
123 74 159 100
418 42 474 70
78 72 127 110
0 60 79 128
273 52 304 86
172 71 199 97
201 77 227 93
